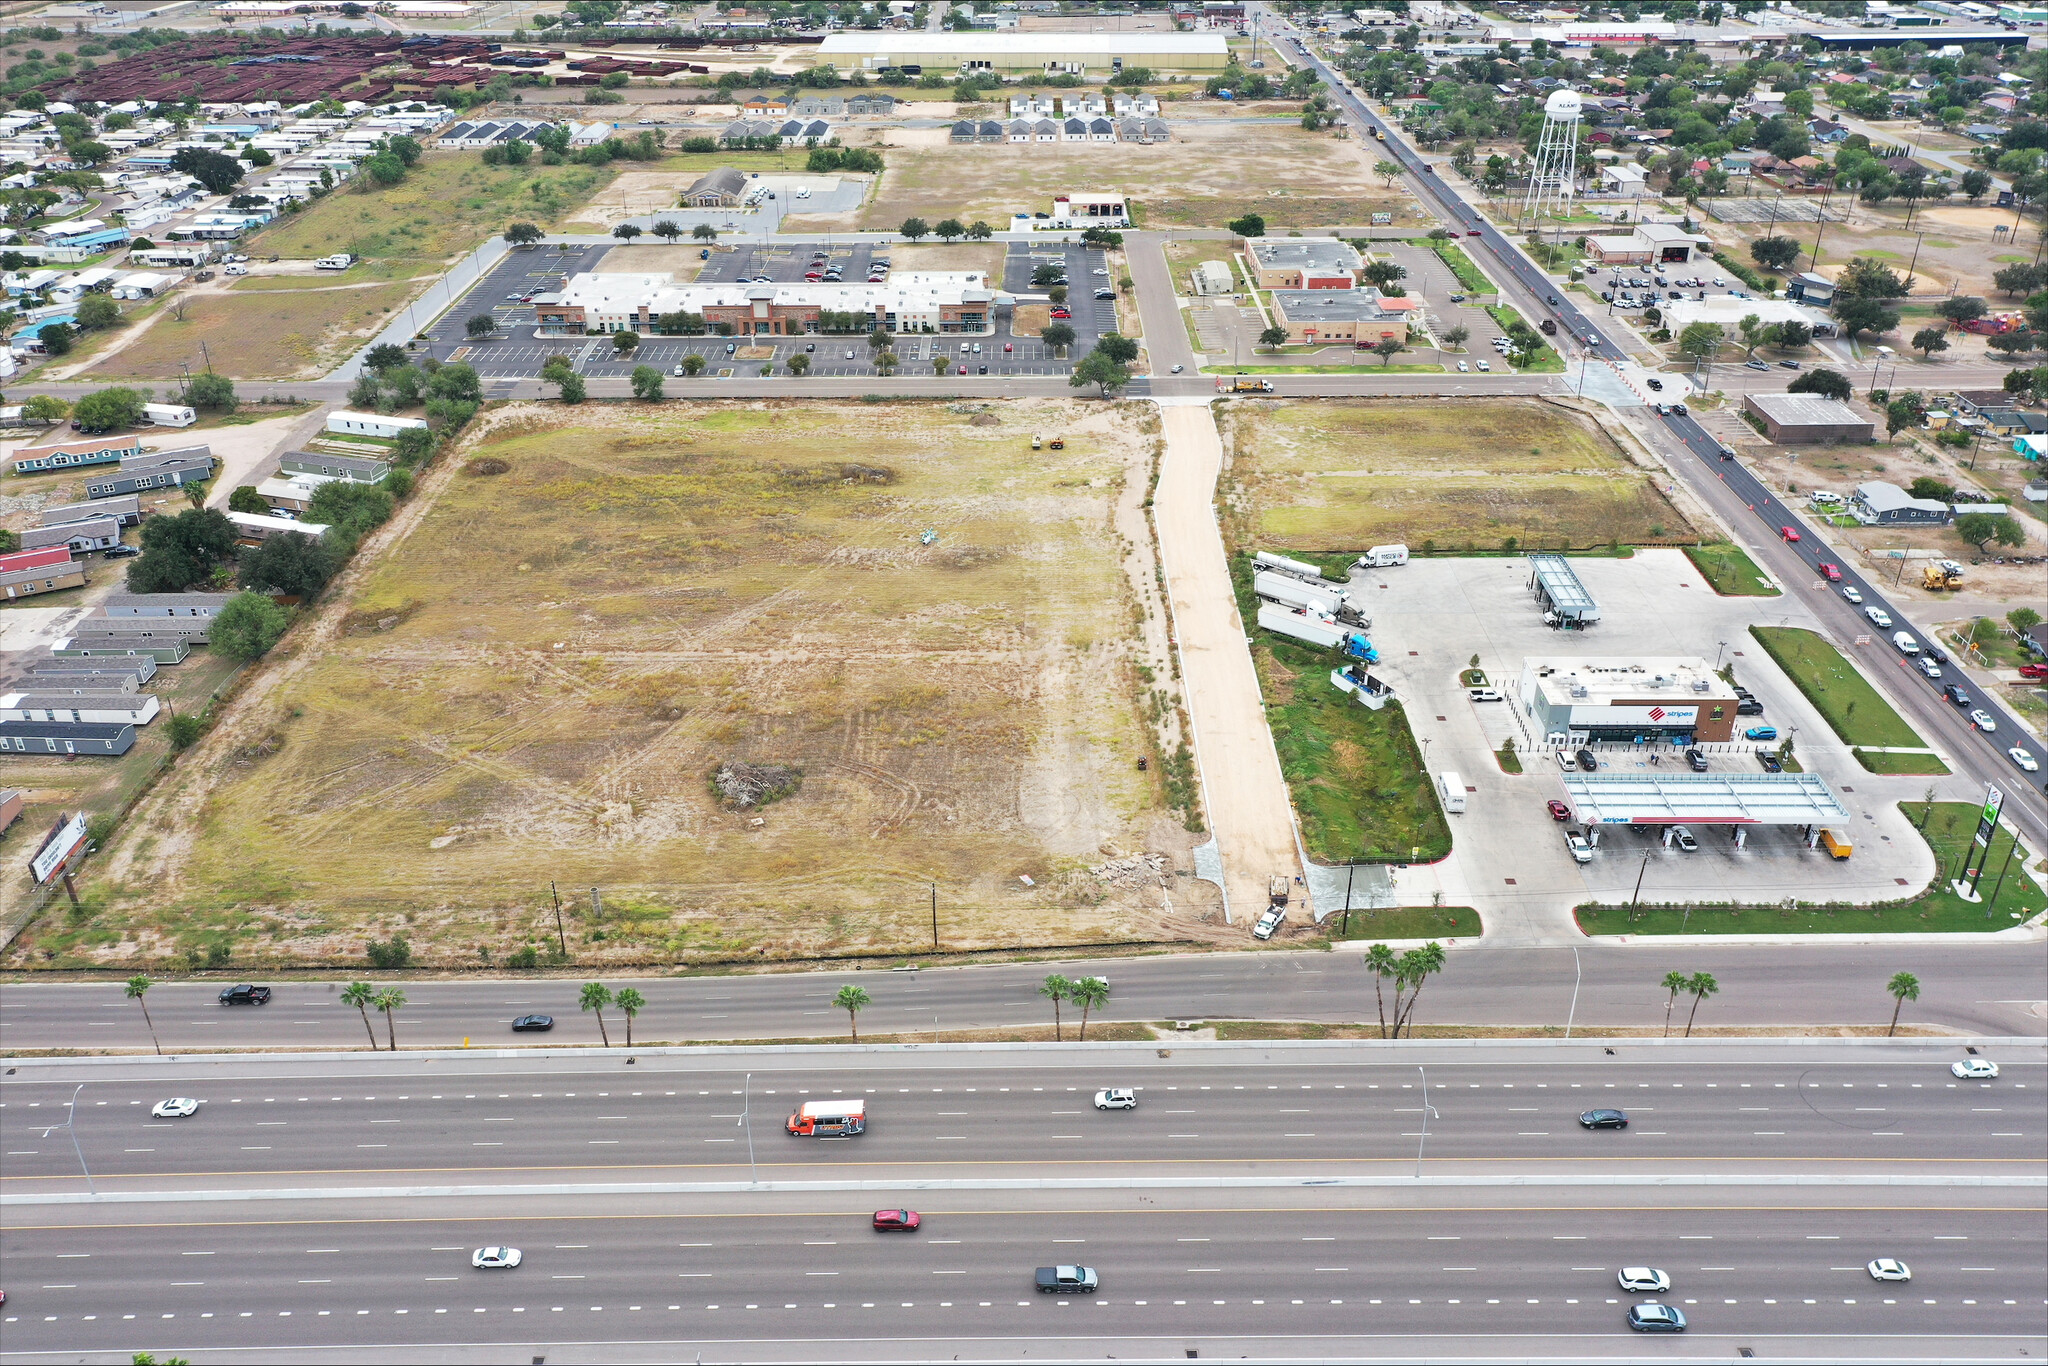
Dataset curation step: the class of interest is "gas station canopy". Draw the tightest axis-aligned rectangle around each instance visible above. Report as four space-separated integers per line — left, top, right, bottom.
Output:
1562 772 1851 826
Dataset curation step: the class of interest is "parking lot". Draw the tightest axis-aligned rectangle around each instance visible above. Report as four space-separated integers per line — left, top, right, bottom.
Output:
1341 550 1944 934
408 240 1119 382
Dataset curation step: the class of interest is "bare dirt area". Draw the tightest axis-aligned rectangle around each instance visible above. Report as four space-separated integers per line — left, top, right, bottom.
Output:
591 245 707 281
84 281 419 381
1218 398 1700 553
41 400 1219 973
861 122 1426 231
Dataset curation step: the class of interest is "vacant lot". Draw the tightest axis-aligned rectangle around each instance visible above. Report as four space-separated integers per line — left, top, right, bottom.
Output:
1220 398 1698 553
864 122 1422 231
86 281 417 381
252 152 617 263
63 401 1202 970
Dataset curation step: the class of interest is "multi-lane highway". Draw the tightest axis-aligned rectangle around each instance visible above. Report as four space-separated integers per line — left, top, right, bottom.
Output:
5 938 2046 1054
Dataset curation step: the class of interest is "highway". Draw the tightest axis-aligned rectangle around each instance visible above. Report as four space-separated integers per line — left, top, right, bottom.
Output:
5 938 2046 1054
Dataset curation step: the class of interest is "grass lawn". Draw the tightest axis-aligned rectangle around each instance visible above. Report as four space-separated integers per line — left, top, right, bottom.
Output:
1852 748 1951 775
1201 363 1447 374
1685 541 1782 596
251 152 618 263
1484 304 1564 372
1750 626 1928 750
1322 905 1479 940
1428 239 1491 293
1232 552 1451 864
87 281 419 381
1576 802 2040 935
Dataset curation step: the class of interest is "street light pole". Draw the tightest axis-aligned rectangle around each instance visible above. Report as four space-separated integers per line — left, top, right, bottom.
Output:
37 1084 94 1195
1564 945 1583 1039
1415 1064 1438 1179
740 1071 756 1185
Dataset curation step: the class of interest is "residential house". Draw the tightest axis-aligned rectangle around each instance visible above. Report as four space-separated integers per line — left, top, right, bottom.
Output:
1007 119 1034 143
101 592 238 619
845 93 897 115
228 510 334 544
1973 406 2048 437
1808 118 1851 143
950 119 978 144
19 517 120 554
975 119 1002 142
10 434 143 475
740 94 790 115
790 95 845 118
0 693 161 727
279 451 390 483
85 452 214 499
1851 479 1952 524
327 411 428 439
0 720 136 756
256 474 331 514
721 119 775 145
1061 117 1089 143
50 638 191 664
42 495 141 527
26 658 156 687
0 558 86 601
1786 271 1836 305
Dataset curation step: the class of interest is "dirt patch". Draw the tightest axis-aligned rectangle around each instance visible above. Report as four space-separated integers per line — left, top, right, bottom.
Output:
591 245 707 282
83 282 420 381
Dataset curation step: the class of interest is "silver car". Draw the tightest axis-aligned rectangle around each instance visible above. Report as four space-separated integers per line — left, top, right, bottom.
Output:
1093 1088 1137 1110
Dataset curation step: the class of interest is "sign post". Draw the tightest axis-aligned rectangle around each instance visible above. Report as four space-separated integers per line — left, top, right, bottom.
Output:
29 812 89 906
1954 784 2004 901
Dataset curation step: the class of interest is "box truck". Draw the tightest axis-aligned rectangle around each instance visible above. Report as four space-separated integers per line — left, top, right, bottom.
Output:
1436 771 1466 814
786 1098 866 1136
1356 544 1408 568
142 403 197 428
1818 829 1853 860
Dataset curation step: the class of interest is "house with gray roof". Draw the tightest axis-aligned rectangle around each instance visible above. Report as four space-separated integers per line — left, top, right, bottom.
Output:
43 495 140 527
682 166 748 207
1 692 160 727
1851 480 1952 525
21 517 119 554
26 658 156 687
101 592 237 619
0 720 135 756
279 451 389 484
87 453 213 499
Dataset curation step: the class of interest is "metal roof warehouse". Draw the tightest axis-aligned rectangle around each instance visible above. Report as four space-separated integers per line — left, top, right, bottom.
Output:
1561 772 1851 826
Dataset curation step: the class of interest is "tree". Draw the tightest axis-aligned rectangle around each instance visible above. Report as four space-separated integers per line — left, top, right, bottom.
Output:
125 974 161 1056
1094 333 1139 366
1886 395 1924 441
609 986 645 1047
1258 324 1289 351
170 147 243 195
1071 351 1131 397
1955 511 2026 552
1788 367 1853 401
1961 168 1993 202
1682 970 1719 1037
612 223 643 244
1837 257 1907 300
2010 606 2043 633
1362 260 1407 290
373 988 406 1051
630 364 664 400
833 984 870 1041
77 293 121 331
612 329 640 356
22 394 68 424
541 356 585 403
227 484 267 515
504 222 544 247
73 386 147 432
875 349 899 375
787 352 810 377
1390 943 1447 1039
1049 285 1068 305
1372 336 1405 365
692 223 718 243
1440 324 1469 351
1365 943 1400 1038
1835 295 1900 341
1070 975 1108 1041
1885 971 1920 1037
238 528 336 598
966 221 993 240
426 363 482 404
651 220 682 244
1228 212 1266 237
37 322 75 358
1678 321 1725 362
1039 973 1073 1041
364 343 407 373
1654 970 1687 1036
933 355 951 376
1751 235 1801 270
1777 320 1813 350
1994 262 2044 298
580 981 614 1047
183 372 235 412
1912 326 1950 359
1936 296 1987 325
681 353 707 377
341 980 378 1050
209 591 289 660
933 217 965 242
899 216 930 241
1374 158 1403 186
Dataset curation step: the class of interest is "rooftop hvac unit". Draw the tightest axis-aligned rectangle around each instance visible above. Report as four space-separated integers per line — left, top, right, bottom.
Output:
1691 679 1709 692
1570 685 1589 698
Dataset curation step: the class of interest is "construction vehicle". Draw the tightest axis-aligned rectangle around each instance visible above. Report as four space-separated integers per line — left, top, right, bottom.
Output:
1921 559 1966 591
1373 126 1386 141
1230 377 1276 393
1268 874 1290 907
1031 434 1041 450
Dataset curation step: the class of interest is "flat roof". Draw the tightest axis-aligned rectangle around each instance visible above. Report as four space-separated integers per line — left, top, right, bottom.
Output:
1528 552 1599 620
558 270 996 316
1746 392 1870 427
818 32 1228 54
1527 656 1736 708
1562 772 1851 826
1247 237 1364 275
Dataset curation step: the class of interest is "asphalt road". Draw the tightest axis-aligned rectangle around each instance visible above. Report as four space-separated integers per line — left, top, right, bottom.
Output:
5 939 2042 1054
3 1049 2039 1194
4 1187 2042 1360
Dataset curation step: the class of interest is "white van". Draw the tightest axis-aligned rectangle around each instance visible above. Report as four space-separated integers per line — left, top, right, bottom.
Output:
1437 771 1466 814
1892 630 1921 655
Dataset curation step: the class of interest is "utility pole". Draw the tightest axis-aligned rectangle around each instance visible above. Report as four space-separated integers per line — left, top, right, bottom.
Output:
930 882 939 951
1341 862 1355 937
550 881 566 956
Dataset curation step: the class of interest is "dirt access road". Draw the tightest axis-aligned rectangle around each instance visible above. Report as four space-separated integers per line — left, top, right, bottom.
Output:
1155 400 1302 920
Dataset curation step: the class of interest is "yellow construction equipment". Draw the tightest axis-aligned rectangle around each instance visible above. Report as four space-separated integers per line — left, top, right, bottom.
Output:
1921 559 1966 591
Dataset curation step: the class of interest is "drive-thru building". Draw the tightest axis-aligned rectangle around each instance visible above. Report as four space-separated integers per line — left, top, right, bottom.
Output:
1519 655 1740 745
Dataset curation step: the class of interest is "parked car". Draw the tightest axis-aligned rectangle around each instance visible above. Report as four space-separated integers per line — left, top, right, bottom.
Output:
1565 832 1593 864
1253 906 1284 940
104 544 140 559
1672 826 1699 852
1757 751 1783 772
218 984 271 1005
1546 798 1571 821
1685 748 1708 772
1467 687 1503 702
1575 748 1598 772
1744 726 1778 742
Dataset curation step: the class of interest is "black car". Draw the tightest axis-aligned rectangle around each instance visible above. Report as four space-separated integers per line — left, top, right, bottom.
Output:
1685 747 1708 772
1944 684 1973 706
1645 378 1663 391
511 1014 554 1032
1925 645 1950 666
1575 748 1598 772
104 544 140 559
1736 699 1764 716
219 984 272 1005
1580 1108 1628 1129
1757 751 1784 772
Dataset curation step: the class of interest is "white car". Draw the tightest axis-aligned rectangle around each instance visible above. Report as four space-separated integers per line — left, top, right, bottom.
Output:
1617 1267 1671 1293
1457 359 1468 372
1952 1059 2000 1079
1866 1258 1911 1283
1093 1089 1137 1110
1565 833 1593 864
222 264 248 276
2010 748 2040 774
1969 709 1997 732
671 363 688 377
1840 585 1863 604
1864 605 1892 629
1468 687 1503 702
1476 359 1491 371
151 1098 199 1119
1253 906 1284 940
472 1246 522 1270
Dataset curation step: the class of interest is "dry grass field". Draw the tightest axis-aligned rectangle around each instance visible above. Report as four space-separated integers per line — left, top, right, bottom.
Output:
1220 398 1699 553
862 122 1423 230
85 281 418 381
61 401 1202 971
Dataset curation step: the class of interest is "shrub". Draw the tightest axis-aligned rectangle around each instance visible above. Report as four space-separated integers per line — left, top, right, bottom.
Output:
366 935 413 970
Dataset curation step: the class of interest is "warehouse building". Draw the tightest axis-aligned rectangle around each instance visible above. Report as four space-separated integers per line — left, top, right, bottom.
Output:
1743 392 1876 444
815 32 1231 75
1518 656 1742 746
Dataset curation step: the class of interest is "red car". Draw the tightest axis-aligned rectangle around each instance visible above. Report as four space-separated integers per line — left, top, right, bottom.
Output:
1818 562 1842 582
1004 342 1014 352
1546 799 1571 821
2017 663 2048 680
1049 307 1072 319
873 1209 921 1232
1780 526 1800 543
1466 229 1481 237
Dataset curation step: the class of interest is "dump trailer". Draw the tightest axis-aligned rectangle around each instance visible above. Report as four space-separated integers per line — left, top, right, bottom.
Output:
1230 377 1276 392
1253 549 1331 583
1921 559 1965 591
1254 569 1346 614
786 1098 866 1136
1257 601 1349 649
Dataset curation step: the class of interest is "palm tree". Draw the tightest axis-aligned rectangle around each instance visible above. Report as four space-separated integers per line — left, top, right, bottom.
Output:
125 974 160 1056
580 981 614 1046
1392 942 1447 1039
833 984 870 1041
615 987 645 1047
373 988 406 1051
1682 971 1719 1037
1660 970 1688 1038
1885 971 1920 1037
341 980 378 1049
1070 976 1109 1041
1364 944 1399 1039
1039 974 1073 1041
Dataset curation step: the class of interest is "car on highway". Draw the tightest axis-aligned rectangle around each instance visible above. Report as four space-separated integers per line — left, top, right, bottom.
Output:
1818 562 1842 581
1579 1108 1628 1129
1779 359 1802 370
1866 1258 1911 1283
1864 605 1893 628
1969 709 1998 731
1253 906 1285 939
511 1014 554 1031
151 1098 200 1119
1924 644 1949 665
218 984 271 1005
1546 798 1571 821
1743 726 1778 742
1627 1303 1687 1333
1565 832 1593 864
1618 1267 1672 1293
1916 656 1944 679
1943 684 1973 707
2011 747 2040 774
1779 526 1800 542
1094 1088 1137 1110
1035 1265 1099 1293
471 1246 522 1270
1952 1058 2000 1078
1672 826 1699 852
1840 585 1863 604
873 1208 921 1232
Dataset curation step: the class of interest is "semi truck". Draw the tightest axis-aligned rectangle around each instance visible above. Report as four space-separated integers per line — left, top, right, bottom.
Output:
786 1098 866 1136
1254 568 1346 613
1253 549 1331 583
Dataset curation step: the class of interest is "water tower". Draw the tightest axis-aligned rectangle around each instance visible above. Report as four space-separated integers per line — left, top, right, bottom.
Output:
1523 88 1583 222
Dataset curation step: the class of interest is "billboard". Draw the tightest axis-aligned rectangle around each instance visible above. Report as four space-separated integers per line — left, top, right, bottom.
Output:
29 811 88 885
1974 785 2004 848
1568 703 1699 728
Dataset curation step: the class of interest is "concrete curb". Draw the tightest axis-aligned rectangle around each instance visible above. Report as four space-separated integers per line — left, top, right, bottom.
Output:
7 1171 2042 1207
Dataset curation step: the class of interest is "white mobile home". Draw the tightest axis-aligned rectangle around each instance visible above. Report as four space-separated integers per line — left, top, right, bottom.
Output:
325 410 429 439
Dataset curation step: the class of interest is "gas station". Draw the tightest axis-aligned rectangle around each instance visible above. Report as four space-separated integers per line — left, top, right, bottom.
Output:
1561 770 1854 851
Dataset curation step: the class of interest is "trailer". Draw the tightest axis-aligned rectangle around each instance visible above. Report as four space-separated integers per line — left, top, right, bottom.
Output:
142 403 196 428
1253 568 1341 614
1253 549 1332 583
1257 601 1349 649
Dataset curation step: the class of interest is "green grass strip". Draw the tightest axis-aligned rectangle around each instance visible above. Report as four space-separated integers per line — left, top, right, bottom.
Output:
1750 625 1927 750
1684 542 1782 597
